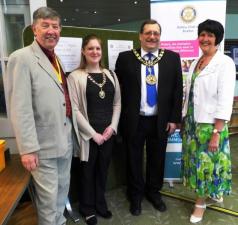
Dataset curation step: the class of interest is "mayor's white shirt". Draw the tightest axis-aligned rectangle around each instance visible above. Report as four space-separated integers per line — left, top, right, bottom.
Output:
140 48 159 116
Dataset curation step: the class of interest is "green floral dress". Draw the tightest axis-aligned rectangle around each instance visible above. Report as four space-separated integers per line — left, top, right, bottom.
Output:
182 71 232 198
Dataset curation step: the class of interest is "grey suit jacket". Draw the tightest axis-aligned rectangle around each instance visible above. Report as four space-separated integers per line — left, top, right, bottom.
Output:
4 40 80 159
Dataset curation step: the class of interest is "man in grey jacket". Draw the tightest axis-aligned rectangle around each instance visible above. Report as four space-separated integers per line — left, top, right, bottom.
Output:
4 7 80 225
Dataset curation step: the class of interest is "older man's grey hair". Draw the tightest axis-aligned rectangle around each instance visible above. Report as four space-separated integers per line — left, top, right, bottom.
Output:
33 7 61 25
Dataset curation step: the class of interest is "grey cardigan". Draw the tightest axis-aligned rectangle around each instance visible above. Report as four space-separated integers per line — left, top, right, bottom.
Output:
68 68 121 161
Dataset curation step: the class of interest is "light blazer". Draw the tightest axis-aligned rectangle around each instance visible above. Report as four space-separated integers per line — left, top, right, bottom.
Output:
68 69 121 161
182 50 236 123
4 40 80 159
115 48 183 139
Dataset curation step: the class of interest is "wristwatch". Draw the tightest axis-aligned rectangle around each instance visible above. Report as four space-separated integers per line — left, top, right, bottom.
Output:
213 128 221 134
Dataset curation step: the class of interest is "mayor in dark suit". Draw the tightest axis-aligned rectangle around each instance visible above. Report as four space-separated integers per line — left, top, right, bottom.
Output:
115 19 183 216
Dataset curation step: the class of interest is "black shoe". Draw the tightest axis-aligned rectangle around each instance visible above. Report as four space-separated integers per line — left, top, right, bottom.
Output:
146 194 167 212
97 210 112 219
130 201 141 216
85 215 97 225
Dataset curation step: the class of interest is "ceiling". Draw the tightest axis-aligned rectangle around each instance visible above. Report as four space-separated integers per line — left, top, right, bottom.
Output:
47 0 238 28
47 0 150 27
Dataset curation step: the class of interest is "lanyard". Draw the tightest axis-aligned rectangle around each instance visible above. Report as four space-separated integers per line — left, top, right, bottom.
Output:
53 56 62 84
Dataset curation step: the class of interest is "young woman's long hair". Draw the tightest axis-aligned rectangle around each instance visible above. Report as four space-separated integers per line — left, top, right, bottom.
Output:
79 34 104 69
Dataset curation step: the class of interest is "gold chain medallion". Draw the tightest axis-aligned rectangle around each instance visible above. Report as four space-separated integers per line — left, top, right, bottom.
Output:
87 72 107 99
99 90 105 99
132 49 165 66
146 75 157 85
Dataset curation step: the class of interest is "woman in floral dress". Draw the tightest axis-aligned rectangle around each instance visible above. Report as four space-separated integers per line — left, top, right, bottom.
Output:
182 19 236 223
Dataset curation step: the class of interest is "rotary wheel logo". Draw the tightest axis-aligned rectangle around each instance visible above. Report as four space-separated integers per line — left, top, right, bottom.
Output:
181 6 196 23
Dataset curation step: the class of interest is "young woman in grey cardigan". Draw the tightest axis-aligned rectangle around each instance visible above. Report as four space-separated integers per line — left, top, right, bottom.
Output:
68 34 121 225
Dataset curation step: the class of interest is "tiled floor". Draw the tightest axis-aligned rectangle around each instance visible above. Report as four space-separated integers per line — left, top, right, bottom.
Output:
7 135 238 225
66 182 238 225
67 135 238 225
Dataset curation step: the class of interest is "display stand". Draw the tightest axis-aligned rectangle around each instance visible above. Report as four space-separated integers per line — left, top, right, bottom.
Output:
164 130 182 187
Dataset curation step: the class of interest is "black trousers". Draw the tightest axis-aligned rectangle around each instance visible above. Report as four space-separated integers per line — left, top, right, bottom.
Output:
78 137 114 216
126 116 168 202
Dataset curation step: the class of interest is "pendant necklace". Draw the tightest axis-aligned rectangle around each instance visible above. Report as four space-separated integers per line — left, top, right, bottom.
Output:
198 52 216 71
198 58 206 71
87 72 107 99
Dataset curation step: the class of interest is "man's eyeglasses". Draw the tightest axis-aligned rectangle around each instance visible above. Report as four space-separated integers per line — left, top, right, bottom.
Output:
143 31 160 37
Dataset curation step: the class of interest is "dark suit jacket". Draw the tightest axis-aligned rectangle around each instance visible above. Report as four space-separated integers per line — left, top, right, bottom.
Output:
115 48 183 139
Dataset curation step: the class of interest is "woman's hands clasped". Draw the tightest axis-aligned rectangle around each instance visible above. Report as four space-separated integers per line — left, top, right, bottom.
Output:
92 126 114 145
102 126 114 141
92 133 105 145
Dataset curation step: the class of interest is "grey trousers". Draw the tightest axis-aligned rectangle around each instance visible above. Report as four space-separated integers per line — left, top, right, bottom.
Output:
31 118 73 225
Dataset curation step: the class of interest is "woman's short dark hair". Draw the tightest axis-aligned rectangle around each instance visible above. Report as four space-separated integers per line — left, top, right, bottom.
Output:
198 19 224 45
79 34 104 69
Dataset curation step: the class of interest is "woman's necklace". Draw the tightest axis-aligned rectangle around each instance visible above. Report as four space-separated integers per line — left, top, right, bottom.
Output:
87 72 107 99
197 56 211 71
197 51 216 71
197 58 206 71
